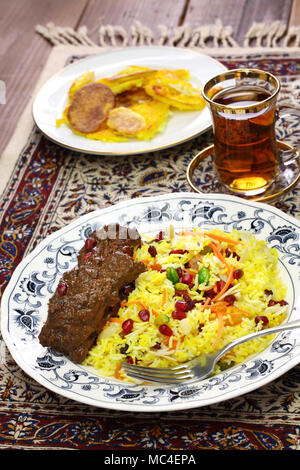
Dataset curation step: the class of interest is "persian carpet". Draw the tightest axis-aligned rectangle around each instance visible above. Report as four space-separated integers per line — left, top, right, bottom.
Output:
0 46 299 450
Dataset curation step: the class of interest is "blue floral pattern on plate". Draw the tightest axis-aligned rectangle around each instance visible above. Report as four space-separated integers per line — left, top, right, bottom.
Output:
1 193 300 412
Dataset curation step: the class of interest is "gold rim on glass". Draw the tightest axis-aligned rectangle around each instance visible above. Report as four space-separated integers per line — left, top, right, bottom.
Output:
202 68 281 114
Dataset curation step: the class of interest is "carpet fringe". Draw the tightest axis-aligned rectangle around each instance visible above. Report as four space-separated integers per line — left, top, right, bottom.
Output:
35 20 300 48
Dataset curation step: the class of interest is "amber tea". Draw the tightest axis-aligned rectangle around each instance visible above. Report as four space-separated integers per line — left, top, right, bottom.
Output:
212 85 278 194
202 69 285 196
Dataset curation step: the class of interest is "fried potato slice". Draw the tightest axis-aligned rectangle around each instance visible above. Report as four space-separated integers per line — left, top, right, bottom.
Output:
67 83 115 133
115 88 152 107
107 107 146 135
97 70 157 95
130 100 170 140
155 69 191 81
144 77 206 111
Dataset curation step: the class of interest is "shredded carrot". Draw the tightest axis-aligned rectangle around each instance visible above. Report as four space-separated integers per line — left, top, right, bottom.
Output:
210 241 230 272
168 338 178 350
212 265 234 302
124 300 148 310
209 301 229 311
151 263 162 271
107 318 122 324
140 258 150 265
162 288 167 307
205 232 240 245
230 306 251 316
133 251 137 260
203 297 211 308
114 363 123 380
179 230 240 246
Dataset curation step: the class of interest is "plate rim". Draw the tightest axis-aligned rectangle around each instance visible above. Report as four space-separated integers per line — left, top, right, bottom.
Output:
32 46 227 155
1 192 300 412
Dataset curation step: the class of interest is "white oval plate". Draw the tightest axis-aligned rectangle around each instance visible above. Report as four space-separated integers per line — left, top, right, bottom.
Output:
32 47 226 155
1 193 300 412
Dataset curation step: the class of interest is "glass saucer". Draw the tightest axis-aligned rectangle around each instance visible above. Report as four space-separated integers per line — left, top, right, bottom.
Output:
186 140 300 203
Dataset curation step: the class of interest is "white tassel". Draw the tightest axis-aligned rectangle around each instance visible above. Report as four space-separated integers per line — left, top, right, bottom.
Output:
99 25 117 46
35 20 300 49
113 25 129 46
157 24 169 45
210 19 224 48
176 24 192 47
189 28 201 47
283 25 300 47
221 25 239 47
35 22 97 46
198 25 212 48
170 25 190 46
271 22 286 46
244 22 264 47
265 21 285 47
129 21 154 46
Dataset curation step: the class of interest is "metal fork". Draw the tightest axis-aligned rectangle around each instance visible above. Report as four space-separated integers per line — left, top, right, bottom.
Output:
121 319 300 384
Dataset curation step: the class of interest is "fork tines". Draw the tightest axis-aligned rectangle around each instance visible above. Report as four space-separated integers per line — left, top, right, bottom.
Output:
120 362 195 384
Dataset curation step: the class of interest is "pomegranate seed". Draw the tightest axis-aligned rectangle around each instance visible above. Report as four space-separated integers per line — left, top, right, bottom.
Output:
85 237 97 251
204 288 215 299
182 293 195 310
172 310 187 320
148 245 157 257
138 309 150 322
120 344 129 354
216 280 226 292
155 231 164 241
255 316 269 327
264 289 273 296
176 267 183 278
181 273 193 286
233 269 243 280
224 294 236 306
170 249 187 254
152 342 161 350
225 248 231 257
83 251 93 261
268 299 278 307
175 300 189 312
57 281 68 296
127 357 134 364
232 252 240 261
159 324 173 336
198 323 204 332
279 299 288 306
122 318 134 334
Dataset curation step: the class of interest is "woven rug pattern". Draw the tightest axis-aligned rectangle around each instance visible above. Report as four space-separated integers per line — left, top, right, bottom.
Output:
0 50 300 450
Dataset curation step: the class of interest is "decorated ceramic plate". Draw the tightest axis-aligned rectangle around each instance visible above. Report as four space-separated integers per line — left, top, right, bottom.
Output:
1 193 300 412
32 47 226 155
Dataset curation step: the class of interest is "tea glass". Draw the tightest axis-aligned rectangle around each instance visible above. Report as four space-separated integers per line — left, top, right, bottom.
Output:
202 69 300 197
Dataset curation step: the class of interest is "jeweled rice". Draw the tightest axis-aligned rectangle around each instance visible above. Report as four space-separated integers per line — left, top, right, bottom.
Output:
83 228 288 382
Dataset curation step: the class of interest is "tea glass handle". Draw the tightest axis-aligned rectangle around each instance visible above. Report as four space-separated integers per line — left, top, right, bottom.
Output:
277 102 300 166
